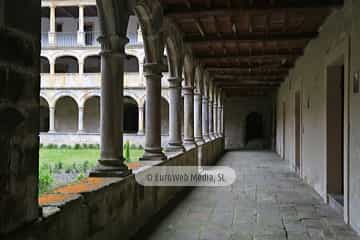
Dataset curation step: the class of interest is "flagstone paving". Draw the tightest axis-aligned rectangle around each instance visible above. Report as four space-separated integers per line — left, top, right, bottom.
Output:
134 151 360 240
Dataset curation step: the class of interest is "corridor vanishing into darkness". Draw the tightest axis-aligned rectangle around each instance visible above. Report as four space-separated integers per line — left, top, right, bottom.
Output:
133 151 360 240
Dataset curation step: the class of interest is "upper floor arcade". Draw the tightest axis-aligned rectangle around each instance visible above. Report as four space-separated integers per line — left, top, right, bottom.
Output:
41 0 142 48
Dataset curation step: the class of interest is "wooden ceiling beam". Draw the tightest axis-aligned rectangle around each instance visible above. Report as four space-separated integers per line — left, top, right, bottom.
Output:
185 32 317 43
194 19 206 37
164 4 342 18
199 54 298 62
206 67 290 72
197 50 303 58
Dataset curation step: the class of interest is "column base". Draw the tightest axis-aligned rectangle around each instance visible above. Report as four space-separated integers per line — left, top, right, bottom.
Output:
195 137 205 145
165 143 185 153
140 147 167 161
203 135 211 142
89 158 132 178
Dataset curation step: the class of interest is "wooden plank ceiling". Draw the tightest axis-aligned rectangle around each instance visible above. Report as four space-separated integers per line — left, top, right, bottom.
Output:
160 0 343 97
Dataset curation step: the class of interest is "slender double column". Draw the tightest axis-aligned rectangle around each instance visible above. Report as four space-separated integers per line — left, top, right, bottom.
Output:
202 96 210 141
183 86 196 146
194 91 204 144
49 6 56 46
166 77 185 152
77 5 85 46
208 100 214 139
138 106 145 135
78 107 84 132
90 35 131 177
49 107 55 132
141 63 166 160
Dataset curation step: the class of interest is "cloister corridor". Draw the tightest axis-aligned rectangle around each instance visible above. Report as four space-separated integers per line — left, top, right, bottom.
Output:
132 151 360 240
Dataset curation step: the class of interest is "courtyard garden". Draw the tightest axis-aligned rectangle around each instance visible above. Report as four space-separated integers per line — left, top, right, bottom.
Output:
39 143 144 194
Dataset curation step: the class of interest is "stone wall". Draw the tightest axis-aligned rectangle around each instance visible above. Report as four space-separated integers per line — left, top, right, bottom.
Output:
276 0 360 232
224 96 274 150
3 139 224 240
0 0 41 234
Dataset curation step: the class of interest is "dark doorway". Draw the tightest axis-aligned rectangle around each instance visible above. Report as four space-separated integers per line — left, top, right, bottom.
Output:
85 23 94 45
327 61 345 208
124 96 139 133
245 112 264 148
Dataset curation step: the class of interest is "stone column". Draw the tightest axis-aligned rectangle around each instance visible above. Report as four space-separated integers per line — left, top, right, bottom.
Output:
90 36 131 177
183 86 195 146
166 77 184 152
202 96 210 141
217 103 222 136
208 100 214 139
78 107 84 133
77 5 85 46
138 106 144 135
49 107 55 133
50 60 55 74
140 63 166 160
194 91 204 144
79 60 84 74
49 6 56 46
213 100 218 138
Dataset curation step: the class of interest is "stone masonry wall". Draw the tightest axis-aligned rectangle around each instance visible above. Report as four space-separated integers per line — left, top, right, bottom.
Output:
0 0 41 234
2 139 224 240
276 0 360 232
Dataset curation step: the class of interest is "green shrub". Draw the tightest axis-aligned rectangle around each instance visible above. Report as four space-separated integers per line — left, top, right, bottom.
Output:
124 141 130 162
138 144 143 150
130 143 137 149
74 144 81 149
77 173 86 181
82 144 88 149
40 143 44 148
60 144 68 149
39 164 54 194
95 144 100 149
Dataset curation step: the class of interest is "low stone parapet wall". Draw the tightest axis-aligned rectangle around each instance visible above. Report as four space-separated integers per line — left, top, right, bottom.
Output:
3 138 224 240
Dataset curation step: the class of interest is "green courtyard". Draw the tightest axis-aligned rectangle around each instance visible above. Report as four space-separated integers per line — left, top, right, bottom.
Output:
39 145 143 194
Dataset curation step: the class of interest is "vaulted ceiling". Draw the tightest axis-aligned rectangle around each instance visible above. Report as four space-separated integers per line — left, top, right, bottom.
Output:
160 0 343 97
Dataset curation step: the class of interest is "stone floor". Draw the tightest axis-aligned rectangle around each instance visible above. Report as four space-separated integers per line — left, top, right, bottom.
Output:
133 151 360 240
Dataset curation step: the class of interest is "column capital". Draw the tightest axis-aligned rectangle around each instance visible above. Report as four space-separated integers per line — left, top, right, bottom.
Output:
98 35 128 54
143 62 167 74
183 86 194 95
168 77 182 88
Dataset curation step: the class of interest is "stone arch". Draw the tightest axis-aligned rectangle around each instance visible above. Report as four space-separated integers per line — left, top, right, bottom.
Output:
84 55 101 73
124 96 139 133
194 65 204 94
54 96 78 132
184 52 195 87
53 92 79 108
84 96 100 133
134 0 165 64
124 55 139 72
55 55 79 73
79 92 100 108
163 19 184 78
40 97 50 132
40 56 50 73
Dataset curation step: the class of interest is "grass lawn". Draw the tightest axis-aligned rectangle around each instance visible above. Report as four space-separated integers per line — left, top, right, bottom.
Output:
39 147 144 194
39 148 143 169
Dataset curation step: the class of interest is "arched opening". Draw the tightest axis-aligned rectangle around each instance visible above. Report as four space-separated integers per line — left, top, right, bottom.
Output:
161 97 169 135
55 56 79 73
245 112 264 147
124 96 139 133
40 97 50 132
84 55 101 73
40 57 50 73
55 96 78 132
124 55 139 73
84 96 100 133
